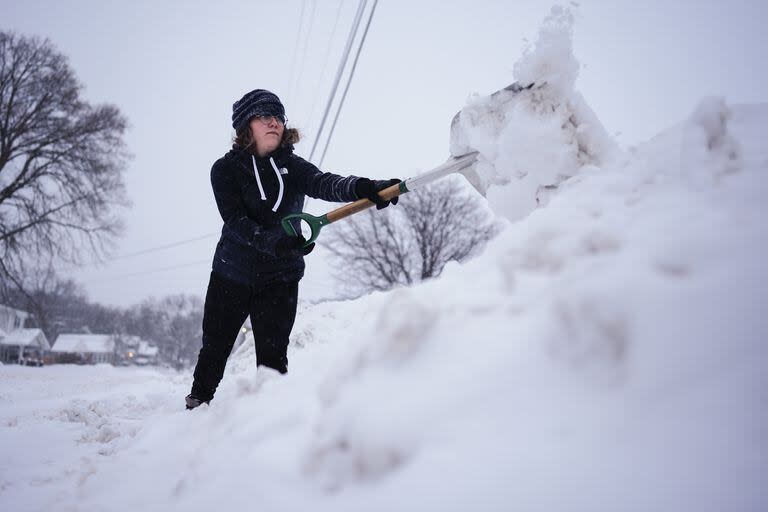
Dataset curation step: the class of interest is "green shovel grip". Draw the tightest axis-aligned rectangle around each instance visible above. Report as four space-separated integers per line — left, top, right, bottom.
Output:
281 212 331 246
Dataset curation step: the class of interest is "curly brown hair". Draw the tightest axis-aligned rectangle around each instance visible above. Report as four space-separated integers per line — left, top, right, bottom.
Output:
233 125 301 154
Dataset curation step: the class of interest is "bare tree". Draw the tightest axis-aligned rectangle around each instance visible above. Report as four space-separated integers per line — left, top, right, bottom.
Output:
0 265 121 343
125 295 203 370
0 31 129 297
0 269 120 343
323 177 501 296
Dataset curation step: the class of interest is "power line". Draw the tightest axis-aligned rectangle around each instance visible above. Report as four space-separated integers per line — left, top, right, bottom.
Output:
49 231 218 278
80 259 212 283
68 2 376 282
293 0 318 106
64 234 218 281
308 0 368 163
306 0 347 129
108 232 217 261
318 0 379 168
288 0 308 104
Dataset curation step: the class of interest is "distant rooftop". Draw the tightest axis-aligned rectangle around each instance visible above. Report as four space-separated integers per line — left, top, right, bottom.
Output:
138 341 159 357
0 328 50 350
52 334 115 354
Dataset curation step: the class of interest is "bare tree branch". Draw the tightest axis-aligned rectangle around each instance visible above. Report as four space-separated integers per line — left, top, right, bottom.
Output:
322 177 501 297
0 31 129 296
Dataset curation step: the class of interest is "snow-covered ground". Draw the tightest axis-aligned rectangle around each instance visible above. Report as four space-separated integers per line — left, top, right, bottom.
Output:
2 6 766 511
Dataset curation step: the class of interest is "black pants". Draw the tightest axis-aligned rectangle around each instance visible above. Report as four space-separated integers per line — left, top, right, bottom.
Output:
190 271 299 402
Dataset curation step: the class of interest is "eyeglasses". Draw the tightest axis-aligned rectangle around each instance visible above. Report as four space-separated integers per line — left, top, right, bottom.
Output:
253 115 286 126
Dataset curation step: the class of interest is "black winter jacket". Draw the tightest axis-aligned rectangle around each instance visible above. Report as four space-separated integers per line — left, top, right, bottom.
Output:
210 145 361 286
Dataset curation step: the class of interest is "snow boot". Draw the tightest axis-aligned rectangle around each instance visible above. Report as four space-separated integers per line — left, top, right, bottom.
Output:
185 394 210 410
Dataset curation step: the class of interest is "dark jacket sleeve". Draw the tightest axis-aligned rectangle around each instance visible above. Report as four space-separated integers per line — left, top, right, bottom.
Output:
288 154 361 202
211 158 282 256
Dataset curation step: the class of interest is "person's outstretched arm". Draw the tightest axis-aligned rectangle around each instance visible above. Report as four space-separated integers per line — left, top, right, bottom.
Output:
289 154 400 208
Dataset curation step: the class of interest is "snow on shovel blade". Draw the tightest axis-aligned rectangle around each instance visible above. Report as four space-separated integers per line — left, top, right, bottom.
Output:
448 82 538 194
450 82 536 157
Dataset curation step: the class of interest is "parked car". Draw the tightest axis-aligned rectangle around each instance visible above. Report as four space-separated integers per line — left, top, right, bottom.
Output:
20 348 45 367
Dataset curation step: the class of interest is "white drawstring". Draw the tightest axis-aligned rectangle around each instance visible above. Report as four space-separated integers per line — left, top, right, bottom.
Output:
269 157 285 212
251 155 266 200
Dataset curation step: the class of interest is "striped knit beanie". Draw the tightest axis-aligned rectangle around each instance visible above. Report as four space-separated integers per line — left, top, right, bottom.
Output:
231 89 286 132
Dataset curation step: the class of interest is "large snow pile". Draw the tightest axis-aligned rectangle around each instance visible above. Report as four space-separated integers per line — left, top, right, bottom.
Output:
450 5 617 222
2 6 766 512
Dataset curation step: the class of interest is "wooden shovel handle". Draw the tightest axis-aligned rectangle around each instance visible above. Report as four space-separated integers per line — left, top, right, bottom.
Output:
281 182 407 247
326 182 404 223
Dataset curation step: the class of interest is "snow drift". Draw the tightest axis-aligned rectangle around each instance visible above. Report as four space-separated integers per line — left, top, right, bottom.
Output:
2 6 766 512
450 5 617 222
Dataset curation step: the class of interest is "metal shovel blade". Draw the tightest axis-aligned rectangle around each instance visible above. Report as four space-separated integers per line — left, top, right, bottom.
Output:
401 151 485 196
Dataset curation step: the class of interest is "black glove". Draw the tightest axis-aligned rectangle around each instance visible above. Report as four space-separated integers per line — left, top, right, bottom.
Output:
355 178 402 210
275 235 315 258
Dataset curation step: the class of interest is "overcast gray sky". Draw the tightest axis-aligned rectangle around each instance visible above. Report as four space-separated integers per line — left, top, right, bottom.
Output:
3 0 767 307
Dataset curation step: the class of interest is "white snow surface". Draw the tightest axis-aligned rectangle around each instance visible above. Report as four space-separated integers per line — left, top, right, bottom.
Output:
2 7 767 511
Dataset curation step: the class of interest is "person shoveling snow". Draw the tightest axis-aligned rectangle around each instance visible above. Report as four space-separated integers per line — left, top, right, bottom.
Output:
185 89 401 409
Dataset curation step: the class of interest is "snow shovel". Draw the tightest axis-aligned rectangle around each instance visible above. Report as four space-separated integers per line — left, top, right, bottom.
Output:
281 81 536 245
281 151 483 245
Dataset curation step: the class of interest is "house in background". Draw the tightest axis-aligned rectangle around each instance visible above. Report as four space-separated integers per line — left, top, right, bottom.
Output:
0 305 162 367
51 334 116 365
0 328 50 365
113 334 140 365
135 340 160 366
112 335 159 366
0 305 31 334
